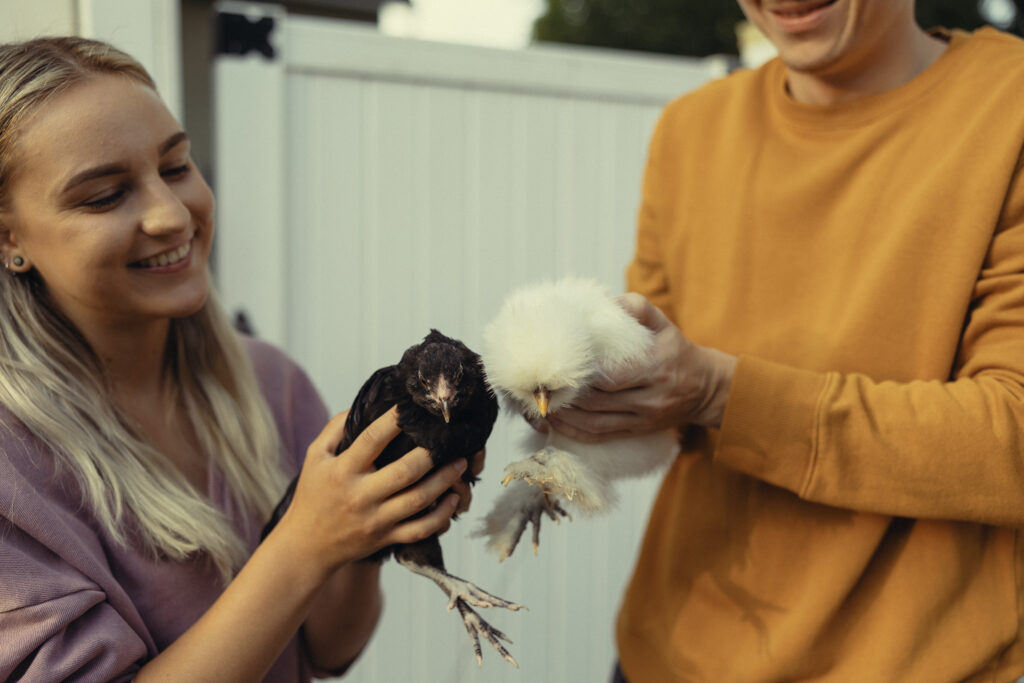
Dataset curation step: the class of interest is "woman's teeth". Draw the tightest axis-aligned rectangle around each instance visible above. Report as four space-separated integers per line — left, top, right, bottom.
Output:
137 242 190 268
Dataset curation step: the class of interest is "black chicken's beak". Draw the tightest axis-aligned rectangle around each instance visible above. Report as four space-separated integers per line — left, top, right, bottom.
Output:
533 386 550 418
441 400 451 424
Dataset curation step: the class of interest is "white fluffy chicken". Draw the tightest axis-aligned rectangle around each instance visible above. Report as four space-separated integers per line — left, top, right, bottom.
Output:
477 277 678 560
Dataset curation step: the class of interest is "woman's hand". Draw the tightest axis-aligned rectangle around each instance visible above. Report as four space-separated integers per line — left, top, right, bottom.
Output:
276 406 466 573
544 293 737 443
448 449 485 516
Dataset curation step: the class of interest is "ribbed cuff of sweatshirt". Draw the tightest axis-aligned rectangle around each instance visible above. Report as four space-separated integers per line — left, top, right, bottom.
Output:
714 355 833 497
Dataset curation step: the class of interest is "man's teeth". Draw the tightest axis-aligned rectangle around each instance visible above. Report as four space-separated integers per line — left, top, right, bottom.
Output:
137 242 190 268
776 1 832 16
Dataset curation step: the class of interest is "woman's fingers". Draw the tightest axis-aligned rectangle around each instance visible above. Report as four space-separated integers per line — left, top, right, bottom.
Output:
341 407 402 472
376 457 467 522
386 493 460 546
450 470 472 515
469 450 485 477
306 410 351 463
364 446 436 499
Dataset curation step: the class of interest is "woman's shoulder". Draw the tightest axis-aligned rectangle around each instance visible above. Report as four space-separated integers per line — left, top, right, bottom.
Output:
0 405 118 590
237 334 329 446
240 335 303 381
0 404 54 490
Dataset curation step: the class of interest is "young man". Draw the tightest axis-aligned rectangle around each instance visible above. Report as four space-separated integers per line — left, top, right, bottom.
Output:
548 1 1024 680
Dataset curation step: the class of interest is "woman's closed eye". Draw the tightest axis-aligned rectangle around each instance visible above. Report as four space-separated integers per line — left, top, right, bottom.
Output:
82 188 125 210
161 162 190 180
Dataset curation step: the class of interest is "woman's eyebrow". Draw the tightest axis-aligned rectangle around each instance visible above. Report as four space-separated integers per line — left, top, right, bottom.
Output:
160 131 188 155
59 132 190 195
60 163 126 194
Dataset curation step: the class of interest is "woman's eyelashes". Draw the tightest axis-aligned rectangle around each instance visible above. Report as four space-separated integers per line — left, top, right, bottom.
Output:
80 163 191 211
83 188 125 210
161 162 190 179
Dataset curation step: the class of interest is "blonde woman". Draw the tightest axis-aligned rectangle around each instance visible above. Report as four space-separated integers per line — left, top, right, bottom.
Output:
0 37 472 681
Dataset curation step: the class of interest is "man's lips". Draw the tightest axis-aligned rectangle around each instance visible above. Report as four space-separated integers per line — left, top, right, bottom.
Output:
766 0 839 31
769 0 837 17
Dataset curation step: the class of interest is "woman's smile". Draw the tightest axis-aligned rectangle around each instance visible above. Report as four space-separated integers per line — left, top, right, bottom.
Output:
131 238 194 272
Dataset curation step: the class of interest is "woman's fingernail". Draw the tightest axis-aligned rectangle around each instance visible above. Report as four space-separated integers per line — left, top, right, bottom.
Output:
454 459 467 474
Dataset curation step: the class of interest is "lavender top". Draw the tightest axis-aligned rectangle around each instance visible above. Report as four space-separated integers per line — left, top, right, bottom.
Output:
0 337 330 681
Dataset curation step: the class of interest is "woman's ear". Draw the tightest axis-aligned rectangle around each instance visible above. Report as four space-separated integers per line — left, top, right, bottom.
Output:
0 223 30 274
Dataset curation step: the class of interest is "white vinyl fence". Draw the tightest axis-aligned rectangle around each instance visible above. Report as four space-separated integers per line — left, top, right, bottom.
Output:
213 6 716 681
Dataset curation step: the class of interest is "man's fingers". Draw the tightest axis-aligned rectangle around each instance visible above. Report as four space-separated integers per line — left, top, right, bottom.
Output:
617 292 671 332
548 412 637 443
343 406 402 472
524 412 549 434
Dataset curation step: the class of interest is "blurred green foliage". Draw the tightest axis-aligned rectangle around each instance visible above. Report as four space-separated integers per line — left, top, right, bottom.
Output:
533 0 1023 57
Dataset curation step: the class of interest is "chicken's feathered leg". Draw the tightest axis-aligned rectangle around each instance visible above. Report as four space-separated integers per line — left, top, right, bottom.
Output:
394 536 524 667
475 479 570 560
500 439 616 514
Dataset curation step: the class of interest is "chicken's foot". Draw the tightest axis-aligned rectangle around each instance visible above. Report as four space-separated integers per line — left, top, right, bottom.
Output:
476 479 571 560
395 554 525 667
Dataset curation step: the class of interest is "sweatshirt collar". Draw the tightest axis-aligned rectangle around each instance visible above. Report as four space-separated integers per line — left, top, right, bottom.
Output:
767 28 971 130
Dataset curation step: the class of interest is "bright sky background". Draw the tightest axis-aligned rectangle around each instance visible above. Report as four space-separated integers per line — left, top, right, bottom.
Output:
379 0 546 49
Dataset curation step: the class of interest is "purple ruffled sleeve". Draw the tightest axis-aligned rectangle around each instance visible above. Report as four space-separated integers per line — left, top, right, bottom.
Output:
0 521 146 681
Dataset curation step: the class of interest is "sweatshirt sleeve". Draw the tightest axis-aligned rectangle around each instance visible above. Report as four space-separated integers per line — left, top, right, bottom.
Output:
715 153 1024 526
0 518 146 682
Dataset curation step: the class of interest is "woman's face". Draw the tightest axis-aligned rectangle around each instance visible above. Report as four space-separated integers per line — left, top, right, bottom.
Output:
0 74 214 334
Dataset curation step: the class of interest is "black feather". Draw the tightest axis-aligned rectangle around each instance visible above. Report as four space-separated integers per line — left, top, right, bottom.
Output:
261 331 524 666
261 329 499 557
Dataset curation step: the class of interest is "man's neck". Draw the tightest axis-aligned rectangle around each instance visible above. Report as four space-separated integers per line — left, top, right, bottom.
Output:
786 27 948 106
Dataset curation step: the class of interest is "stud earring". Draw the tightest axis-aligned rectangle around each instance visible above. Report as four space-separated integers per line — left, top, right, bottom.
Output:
12 255 24 268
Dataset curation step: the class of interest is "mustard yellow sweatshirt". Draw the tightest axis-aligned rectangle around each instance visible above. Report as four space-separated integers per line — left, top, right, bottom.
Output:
619 28 1024 682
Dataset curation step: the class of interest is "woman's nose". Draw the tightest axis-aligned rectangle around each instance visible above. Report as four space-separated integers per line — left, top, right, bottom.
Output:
139 179 190 236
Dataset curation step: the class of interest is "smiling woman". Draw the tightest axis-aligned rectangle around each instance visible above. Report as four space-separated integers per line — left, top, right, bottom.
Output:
5 75 216 347
0 37 471 682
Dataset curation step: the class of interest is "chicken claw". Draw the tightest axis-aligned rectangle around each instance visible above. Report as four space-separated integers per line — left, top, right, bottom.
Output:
531 493 571 555
476 479 571 560
456 598 519 668
395 554 525 666
501 447 611 512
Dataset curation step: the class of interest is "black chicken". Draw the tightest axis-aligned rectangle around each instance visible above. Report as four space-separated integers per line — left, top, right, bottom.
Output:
261 329 523 666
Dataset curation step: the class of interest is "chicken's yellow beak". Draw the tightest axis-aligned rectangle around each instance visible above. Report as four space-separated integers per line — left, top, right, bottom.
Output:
441 400 451 424
533 387 550 418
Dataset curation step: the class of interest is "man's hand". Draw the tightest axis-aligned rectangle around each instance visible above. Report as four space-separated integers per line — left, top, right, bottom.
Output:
544 293 737 443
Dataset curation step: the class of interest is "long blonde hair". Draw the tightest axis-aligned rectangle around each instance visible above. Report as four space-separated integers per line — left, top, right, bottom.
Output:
0 37 287 581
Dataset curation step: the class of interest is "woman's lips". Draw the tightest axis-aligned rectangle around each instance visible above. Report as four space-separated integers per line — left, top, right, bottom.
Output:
131 239 194 273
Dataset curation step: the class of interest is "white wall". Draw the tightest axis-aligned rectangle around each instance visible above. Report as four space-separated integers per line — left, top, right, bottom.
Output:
1 0 182 121
214 9 715 682
0 0 77 41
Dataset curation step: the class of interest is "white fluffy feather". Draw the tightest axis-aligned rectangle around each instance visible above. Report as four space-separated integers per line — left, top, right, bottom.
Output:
477 277 678 560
